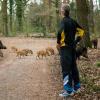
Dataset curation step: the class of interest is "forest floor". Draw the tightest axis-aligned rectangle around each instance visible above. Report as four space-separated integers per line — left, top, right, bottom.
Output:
0 37 100 100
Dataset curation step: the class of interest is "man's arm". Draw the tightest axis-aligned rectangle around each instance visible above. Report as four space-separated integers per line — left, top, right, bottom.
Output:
57 20 64 45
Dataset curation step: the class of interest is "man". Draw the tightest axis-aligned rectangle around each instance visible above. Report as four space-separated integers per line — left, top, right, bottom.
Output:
57 5 85 97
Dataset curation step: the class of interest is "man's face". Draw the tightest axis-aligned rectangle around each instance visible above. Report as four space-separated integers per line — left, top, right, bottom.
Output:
60 10 65 17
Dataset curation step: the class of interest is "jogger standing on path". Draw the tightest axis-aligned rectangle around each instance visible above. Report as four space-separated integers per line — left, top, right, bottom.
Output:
57 4 85 97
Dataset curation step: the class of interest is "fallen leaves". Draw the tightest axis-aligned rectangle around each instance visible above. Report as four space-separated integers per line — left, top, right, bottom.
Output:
49 48 100 100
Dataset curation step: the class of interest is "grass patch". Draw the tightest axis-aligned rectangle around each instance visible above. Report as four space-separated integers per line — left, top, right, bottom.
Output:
96 62 100 68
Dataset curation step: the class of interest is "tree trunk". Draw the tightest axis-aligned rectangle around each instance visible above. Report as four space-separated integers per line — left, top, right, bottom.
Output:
76 0 91 47
48 0 52 32
89 0 94 34
9 0 13 32
16 0 23 32
2 0 8 36
99 0 100 8
55 0 60 29
70 0 77 19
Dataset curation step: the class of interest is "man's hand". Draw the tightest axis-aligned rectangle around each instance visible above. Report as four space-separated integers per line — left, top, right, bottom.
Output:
56 44 60 51
75 36 82 45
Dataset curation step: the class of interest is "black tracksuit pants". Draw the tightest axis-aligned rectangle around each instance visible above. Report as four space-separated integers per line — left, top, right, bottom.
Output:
60 46 80 92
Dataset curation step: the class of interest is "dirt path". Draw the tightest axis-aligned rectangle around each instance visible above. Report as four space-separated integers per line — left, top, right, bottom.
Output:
0 37 62 100
0 37 100 100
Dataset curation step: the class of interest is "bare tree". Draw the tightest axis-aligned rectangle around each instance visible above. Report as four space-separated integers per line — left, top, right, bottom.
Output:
9 0 14 32
89 0 94 34
1 0 8 36
76 0 91 47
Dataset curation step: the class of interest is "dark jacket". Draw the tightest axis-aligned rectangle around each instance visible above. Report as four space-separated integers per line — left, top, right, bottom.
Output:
57 16 85 48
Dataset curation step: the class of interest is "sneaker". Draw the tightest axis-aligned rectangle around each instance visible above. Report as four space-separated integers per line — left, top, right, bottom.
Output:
74 83 81 93
73 88 81 93
59 90 74 97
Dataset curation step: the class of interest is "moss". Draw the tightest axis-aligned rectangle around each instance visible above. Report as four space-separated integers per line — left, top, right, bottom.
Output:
96 62 100 68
